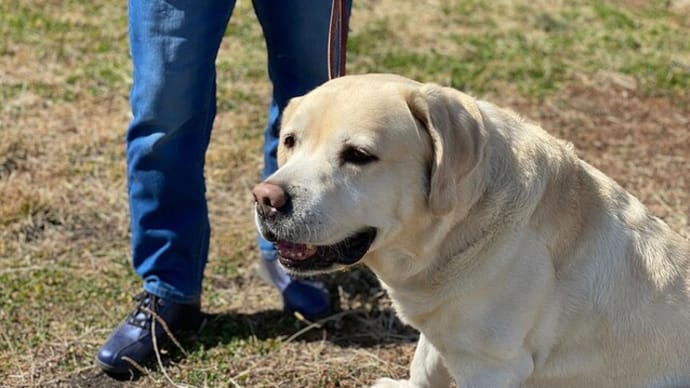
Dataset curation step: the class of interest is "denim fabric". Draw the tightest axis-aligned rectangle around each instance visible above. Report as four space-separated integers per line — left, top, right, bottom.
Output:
126 0 350 303
253 0 351 260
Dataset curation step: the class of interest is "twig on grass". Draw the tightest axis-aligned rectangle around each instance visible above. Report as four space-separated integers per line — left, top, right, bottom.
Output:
146 306 196 388
282 308 367 344
121 355 149 376
145 306 189 356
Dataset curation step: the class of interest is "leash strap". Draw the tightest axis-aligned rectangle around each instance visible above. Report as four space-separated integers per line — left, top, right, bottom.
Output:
327 0 348 80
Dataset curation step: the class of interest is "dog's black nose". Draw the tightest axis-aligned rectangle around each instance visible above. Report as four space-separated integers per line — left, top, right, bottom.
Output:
252 181 289 218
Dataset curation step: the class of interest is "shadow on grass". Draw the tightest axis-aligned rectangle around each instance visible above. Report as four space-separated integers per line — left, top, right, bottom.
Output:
198 267 417 348
83 268 416 384
80 307 416 385
199 305 417 349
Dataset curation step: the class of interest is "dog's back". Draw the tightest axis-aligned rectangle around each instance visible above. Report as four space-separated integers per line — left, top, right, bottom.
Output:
511 113 690 386
471 101 690 386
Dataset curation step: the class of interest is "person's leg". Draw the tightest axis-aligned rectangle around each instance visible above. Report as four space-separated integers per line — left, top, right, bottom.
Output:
254 0 351 193
252 0 352 318
97 0 236 374
128 0 236 303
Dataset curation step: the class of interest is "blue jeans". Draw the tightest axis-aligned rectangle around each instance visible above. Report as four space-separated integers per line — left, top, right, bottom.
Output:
127 0 350 303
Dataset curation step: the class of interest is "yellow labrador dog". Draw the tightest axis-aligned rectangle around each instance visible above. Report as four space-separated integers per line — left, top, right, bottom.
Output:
252 74 690 387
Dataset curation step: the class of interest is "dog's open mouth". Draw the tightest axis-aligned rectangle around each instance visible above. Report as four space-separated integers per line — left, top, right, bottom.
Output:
275 228 377 271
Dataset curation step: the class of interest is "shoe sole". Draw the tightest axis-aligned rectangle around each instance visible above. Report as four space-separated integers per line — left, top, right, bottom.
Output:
95 357 136 376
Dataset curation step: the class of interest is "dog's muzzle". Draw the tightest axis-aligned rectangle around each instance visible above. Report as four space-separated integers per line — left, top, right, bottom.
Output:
252 181 377 271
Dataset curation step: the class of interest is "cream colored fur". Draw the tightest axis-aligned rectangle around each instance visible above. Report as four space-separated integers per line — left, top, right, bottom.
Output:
262 74 690 387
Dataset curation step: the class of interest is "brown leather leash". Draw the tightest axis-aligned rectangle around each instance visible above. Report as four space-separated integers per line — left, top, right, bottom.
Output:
327 0 348 80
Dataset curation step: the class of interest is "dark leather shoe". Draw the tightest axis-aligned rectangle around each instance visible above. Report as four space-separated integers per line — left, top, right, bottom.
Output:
96 291 204 375
282 280 331 321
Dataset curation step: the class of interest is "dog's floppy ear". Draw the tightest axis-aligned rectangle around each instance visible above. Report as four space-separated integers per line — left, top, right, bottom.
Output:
405 83 487 216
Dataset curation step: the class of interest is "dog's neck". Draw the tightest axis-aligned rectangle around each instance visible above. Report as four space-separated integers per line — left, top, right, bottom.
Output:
366 104 578 326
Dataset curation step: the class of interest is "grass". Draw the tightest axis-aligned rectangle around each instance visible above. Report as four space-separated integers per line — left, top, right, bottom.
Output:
349 0 690 97
0 0 688 386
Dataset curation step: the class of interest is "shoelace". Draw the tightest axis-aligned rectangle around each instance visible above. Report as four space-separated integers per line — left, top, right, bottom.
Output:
127 291 156 328
128 292 191 357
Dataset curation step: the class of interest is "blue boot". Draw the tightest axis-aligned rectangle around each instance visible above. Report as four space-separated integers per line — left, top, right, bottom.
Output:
258 259 331 321
96 292 204 375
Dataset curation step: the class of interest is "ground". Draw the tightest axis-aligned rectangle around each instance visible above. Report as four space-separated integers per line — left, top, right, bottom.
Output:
0 0 688 387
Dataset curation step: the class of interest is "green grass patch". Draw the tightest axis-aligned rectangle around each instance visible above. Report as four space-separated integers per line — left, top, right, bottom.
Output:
0 0 130 102
349 0 690 98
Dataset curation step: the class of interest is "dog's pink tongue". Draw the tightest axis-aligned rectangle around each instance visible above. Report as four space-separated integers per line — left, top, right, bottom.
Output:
276 241 317 261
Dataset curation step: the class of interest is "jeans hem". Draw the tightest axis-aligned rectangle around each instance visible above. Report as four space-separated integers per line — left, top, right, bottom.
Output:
143 280 201 304
261 249 278 261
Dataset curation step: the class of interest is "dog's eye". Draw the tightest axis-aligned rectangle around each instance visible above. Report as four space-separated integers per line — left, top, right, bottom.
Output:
341 146 378 165
283 134 296 149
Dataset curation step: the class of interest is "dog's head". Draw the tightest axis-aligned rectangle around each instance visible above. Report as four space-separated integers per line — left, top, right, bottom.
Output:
253 74 487 276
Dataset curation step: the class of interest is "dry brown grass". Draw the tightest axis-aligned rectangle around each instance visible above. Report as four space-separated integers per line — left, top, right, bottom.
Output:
1 0 688 387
